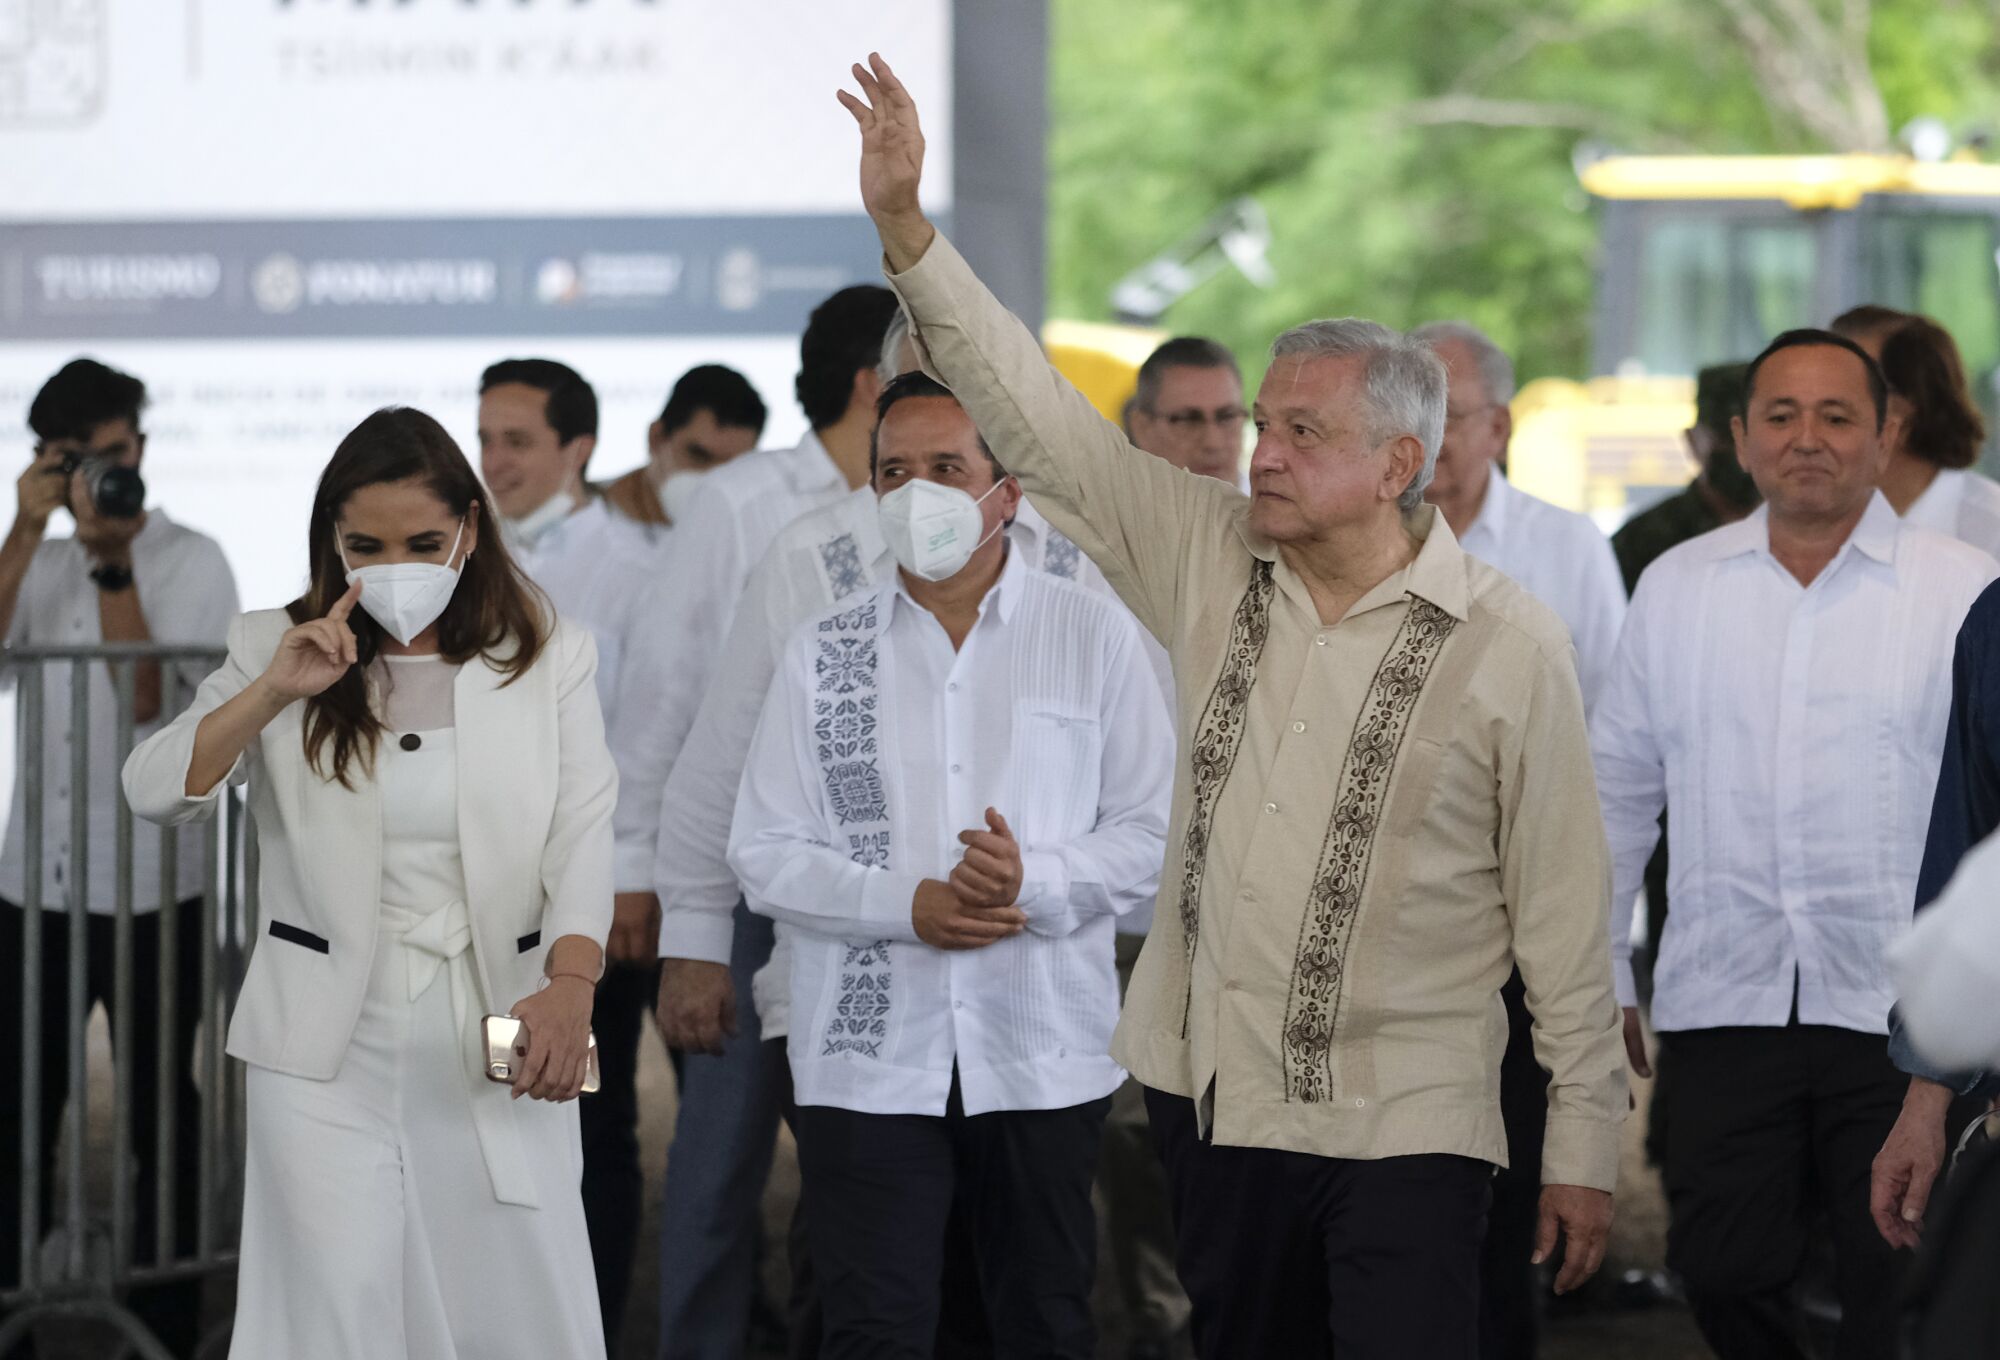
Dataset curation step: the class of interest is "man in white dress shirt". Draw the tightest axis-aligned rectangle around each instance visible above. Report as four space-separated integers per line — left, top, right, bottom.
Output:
730 371 1171 1357
616 286 900 1359
1413 322 1623 711
1412 320 1624 1360
0 359 239 1353
1594 329 1998 1359
655 334 1117 1353
476 355 765 1347
601 364 769 528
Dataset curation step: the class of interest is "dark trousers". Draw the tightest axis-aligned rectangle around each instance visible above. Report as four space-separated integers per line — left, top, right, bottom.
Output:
780 1048 995 1360
1480 972 1549 1360
577 956 661 1347
1661 1024 1908 1360
0 900 204 1357
793 1077 1108 1360
1147 1086 1492 1360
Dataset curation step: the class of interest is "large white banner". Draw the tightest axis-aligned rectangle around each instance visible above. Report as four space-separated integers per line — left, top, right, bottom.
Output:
0 0 956 608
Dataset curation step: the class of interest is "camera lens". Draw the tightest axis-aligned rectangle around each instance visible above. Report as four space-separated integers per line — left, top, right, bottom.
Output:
91 465 146 519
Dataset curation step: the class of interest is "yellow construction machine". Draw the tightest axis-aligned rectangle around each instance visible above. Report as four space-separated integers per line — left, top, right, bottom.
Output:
1049 155 2000 523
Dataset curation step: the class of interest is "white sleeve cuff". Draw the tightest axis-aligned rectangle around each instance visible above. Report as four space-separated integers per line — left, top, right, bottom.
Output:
658 908 737 965
1018 850 1075 933
613 839 656 896
1613 958 1638 1010
859 869 927 940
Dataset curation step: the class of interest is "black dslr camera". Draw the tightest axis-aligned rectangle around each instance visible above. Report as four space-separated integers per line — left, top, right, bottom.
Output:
59 452 146 520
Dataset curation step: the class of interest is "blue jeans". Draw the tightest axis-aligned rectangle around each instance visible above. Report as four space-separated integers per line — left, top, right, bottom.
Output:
657 903 787 1360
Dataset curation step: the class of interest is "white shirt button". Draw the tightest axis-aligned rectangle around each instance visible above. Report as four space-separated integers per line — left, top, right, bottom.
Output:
953 1000 965 1011
1315 634 1329 647
1292 721 1307 733
1263 802 1279 815
950 764 962 774
1354 1098 1367 1108
948 682 959 692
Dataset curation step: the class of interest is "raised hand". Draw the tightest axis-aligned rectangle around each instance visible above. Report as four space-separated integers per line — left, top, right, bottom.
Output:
836 52 936 269
261 579 363 701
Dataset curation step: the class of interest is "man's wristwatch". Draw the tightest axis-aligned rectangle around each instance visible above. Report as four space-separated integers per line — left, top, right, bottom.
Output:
88 562 134 593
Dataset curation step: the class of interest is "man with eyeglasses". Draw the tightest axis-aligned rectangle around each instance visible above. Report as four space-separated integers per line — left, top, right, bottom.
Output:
1413 322 1625 1360
1125 338 1250 491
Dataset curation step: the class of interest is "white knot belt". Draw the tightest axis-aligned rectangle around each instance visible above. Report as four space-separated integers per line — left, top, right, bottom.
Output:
381 899 540 1209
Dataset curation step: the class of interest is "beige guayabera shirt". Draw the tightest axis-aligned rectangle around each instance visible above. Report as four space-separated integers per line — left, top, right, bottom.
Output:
887 233 1627 1191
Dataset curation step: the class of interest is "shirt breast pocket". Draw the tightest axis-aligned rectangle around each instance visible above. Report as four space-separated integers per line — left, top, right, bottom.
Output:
1011 706 1103 847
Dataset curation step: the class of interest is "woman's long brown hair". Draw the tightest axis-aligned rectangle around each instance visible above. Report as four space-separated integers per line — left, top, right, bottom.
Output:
290 407 547 786
1880 316 1988 471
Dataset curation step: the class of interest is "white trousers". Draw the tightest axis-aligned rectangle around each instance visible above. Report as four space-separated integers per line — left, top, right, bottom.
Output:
229 915 605 1360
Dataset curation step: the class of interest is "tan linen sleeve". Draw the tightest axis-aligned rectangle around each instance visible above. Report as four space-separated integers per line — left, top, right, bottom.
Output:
1496 640 1628 1193
885 232 1236 643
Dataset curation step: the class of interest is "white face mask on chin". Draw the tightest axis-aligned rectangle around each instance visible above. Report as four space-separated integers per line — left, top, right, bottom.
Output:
338 519 467 647
501 489 576 553
657 469 707 526
876 477 1006 582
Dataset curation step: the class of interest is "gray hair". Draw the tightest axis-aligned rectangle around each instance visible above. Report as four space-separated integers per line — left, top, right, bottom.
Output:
1269 318 1447 512
1409 320 1516 406
878 308 914 386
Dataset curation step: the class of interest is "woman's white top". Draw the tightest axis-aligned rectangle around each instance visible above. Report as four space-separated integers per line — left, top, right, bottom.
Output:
1904 467 2000 562
377 653 462 912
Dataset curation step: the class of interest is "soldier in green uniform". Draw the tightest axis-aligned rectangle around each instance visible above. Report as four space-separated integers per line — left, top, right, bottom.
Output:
1612 362 1759 593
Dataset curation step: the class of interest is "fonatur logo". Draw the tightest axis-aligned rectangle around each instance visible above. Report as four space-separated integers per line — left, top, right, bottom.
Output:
0 0 106 128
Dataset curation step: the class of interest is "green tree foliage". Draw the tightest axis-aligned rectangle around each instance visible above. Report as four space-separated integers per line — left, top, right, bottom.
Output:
1049 0 2000 385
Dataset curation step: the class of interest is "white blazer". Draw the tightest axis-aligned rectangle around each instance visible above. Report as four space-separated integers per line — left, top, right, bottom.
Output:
122 608 617 1081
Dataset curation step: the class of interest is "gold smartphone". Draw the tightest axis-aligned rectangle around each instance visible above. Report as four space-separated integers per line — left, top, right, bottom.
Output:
481 1014 601 1094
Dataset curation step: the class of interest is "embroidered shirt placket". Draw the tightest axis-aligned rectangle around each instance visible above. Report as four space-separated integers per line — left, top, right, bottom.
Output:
1281 599 1457 1103
1174 562 1276 1035
813 598 895 1058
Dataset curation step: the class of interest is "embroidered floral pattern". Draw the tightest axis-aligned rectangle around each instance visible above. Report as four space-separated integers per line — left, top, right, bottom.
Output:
814 597 895 1059
1042 531 1083 581
818 532 868 599
1280 599 1456 1103
1173 563 1276 1031
824 760 887 825
823 942 893 1058
813 695 877 762
815 635 877 698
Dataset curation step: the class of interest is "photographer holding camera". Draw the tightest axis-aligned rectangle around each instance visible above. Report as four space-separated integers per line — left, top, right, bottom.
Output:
0 358 238 1356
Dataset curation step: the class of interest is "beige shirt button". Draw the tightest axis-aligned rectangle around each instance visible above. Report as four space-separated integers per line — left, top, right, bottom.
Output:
1263 802 1279 814
1292 721 1307 733
1315 634 1329 647
1354 1098 1367 1108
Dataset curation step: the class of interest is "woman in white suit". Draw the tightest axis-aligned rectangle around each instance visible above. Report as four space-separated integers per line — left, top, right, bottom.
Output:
124 407 614 1359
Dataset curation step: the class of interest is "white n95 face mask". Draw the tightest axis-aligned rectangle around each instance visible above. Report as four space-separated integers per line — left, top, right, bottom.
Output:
657 469 706 525
877 478 1006 582
501 490 574 554
338 519 467 647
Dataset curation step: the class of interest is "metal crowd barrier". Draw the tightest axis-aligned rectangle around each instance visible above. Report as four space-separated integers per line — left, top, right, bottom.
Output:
0 643 251 1360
